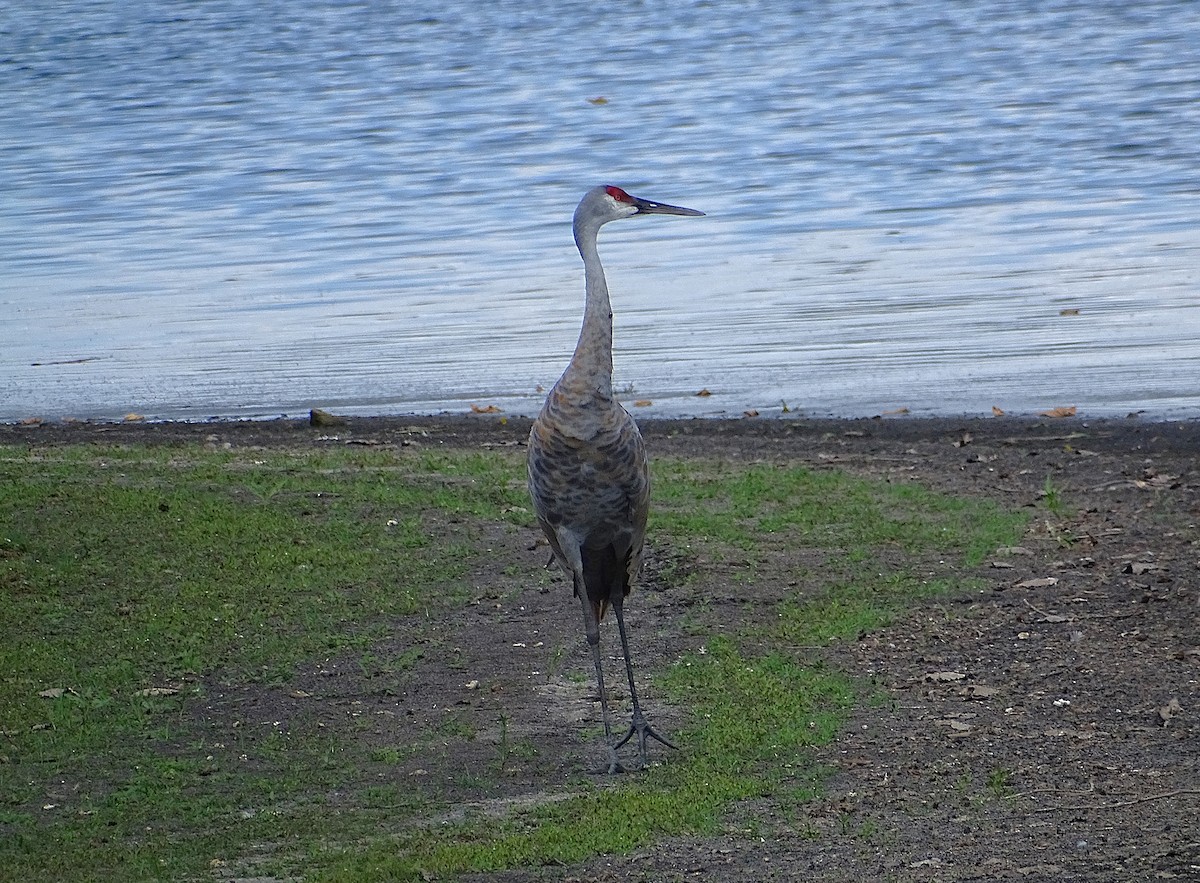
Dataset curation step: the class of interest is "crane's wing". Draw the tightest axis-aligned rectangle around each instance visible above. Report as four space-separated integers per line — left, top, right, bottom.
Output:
528 401 648 602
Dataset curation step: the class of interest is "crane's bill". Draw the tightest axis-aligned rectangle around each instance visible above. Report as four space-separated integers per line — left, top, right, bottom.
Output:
630 196 705 217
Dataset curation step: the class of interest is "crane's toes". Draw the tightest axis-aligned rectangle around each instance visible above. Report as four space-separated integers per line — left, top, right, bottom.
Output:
642 723 678 752
601 744 626 775
614 716 677 768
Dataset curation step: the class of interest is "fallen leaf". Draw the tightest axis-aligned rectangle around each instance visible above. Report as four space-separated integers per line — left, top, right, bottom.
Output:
743 409 759 418
960 684 1000 700
18 417 44 426
469 404 502 414
925 671 966 683
1125 561 1162 575
123 413 145 422
633 399 653 407
38 687 74 699
990 560 1014 569
694 388 712 397
992 405 1006 416
882 407 910 416
1158 697 1182 724
1142 472 1178 488
1039 405 1077 418
133 687 179 698
1016 577 1059 588
587 96 609 105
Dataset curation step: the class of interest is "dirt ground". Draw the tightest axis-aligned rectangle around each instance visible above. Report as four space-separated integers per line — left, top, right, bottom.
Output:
6 414 1199 881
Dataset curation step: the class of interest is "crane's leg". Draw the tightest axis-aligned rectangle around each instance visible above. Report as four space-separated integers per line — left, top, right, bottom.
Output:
579 587 623 774
610 597 676 768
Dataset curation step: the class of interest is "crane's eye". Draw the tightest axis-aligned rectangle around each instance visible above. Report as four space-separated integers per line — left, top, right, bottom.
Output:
605 186 634 203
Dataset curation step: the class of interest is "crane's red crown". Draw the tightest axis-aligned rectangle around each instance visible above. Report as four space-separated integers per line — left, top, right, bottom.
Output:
604 185 634 203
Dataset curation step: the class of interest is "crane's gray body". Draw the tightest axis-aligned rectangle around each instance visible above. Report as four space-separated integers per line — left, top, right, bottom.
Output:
527 185 702 772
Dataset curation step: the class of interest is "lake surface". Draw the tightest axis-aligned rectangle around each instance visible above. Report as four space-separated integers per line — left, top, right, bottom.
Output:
3 0 1199 422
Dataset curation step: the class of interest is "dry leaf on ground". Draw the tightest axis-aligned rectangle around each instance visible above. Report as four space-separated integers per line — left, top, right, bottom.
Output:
1158 698 1182 724
924 671 966 683
37 688 74 699
1016 577 1059 588
1125 561 1163 575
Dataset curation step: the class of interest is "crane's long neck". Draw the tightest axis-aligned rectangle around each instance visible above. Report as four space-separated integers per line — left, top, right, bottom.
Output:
560 220 614 401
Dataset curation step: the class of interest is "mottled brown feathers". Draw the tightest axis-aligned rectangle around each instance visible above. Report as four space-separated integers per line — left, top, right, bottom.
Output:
527 388 648 619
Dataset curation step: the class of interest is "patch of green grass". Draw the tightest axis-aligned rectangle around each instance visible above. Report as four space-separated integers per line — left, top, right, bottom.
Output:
1040 474 1066 516
0 448 479 725
319 636 853 881
651 460 1025 566
312 461 1028 880
986 766 1014 799
0 442 526 882
777 572 982 645
0 440 1028 882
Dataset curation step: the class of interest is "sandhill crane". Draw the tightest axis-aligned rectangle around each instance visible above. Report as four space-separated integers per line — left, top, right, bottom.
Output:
527 185 704 772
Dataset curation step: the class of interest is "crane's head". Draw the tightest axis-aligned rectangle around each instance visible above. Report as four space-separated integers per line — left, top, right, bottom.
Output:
574 184 705 235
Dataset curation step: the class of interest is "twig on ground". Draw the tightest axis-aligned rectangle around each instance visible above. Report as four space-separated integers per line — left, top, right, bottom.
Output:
1034 787 1200 813
1022 597 1062 620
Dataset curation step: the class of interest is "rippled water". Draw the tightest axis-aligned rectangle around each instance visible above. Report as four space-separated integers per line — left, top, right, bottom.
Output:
3 0 1199 421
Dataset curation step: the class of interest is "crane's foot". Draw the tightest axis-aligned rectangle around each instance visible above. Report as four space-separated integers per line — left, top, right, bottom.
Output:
602 743 625 775
614 714 677 769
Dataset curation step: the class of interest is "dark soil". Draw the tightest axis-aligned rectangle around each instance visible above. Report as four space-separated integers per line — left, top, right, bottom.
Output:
7 414 1199 882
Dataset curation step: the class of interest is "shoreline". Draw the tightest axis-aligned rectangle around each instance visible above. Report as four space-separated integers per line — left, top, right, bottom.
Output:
3 412 1199 457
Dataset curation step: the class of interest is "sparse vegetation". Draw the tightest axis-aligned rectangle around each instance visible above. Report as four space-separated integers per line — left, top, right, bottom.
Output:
1041 473 1068 516
0 436 1027 882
